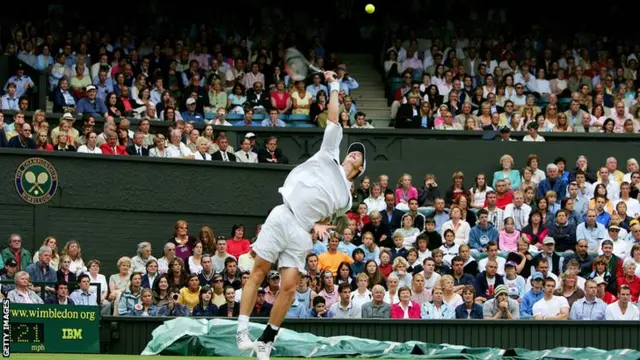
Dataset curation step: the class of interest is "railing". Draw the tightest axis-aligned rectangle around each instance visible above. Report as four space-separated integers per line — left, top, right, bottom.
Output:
100 316 640 355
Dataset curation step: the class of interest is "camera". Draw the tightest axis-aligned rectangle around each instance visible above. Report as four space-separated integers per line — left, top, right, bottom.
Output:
172 293 179 301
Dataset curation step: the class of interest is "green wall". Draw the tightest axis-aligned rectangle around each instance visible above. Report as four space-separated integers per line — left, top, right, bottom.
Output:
0 150 290 274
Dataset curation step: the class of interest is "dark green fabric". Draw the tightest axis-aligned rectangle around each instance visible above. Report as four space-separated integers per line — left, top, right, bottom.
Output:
141 318 639 359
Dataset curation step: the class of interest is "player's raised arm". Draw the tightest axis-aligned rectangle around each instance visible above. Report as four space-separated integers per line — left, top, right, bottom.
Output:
325 71 340 125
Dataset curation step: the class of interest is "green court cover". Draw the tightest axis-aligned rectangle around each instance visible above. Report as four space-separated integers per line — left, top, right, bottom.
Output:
141 318 640 359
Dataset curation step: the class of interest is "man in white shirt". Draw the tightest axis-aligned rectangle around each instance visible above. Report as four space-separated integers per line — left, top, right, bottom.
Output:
478 242 506 276
503 191 531 231
330 283 361 318
594 167 620 201
532 278 569 320
605 285 640 320
166 129 193 158
235 138 258 163
236 71 366 359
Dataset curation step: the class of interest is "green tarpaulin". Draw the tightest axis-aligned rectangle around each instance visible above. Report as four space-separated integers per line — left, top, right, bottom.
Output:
141 318 640 359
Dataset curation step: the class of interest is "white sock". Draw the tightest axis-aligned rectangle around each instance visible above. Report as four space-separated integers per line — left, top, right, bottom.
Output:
237 315 249 332
268 323 280 331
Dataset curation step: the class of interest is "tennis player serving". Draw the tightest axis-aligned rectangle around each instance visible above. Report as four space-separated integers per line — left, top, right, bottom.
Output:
236 70 366 360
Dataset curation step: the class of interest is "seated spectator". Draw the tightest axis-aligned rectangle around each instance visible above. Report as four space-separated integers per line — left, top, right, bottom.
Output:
131 242 156 274
221 258 242 290
86 259 108 305
57 255 77 285
532 278 570 320
70 274 111 315
568 279 607 320
152 275 171 307
157 243 176 274
187 241 204 274
227 224 251 259
291 80 313 115
469 209 499 252
483 284 520 319
7 271 43 304
329 283 361 318
158 287 190 317
390 286 420 319
319 235 353 276
118 273 143 316
192 286 218 316
0 259 18 296
129 288 161 316
217 286 240 317
520 272 545 317
45 281 74 305
75 85 108 117
25 246 57 294
179 274 201 312
605 285 639 320
475 257 505 303
141 260 159 289
478 242 506 275
361 285 390 318
303 296 334 318
250 287 273 317
52 78 77 113
455 285 483 319
617 258 640 302
421 286 455 319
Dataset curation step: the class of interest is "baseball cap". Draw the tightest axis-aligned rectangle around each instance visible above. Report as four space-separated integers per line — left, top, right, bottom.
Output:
494 284 508 296
86 85 96 92
268 270 280 279
5 259 17 267
245 132 256 139
505 261 517 268
608 225 621 231
346 142 366 178
257 287 266 294
543 236 555 245
594 276 607 285
531 272 544 281
186 98 196 105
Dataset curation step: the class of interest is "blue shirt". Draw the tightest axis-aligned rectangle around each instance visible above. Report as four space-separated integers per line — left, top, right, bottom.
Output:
520 289 544 317
76 97 108 117
181 111 204 122
1 95 19 110
569 297 607 320
312 241 327 255
576 222 607 250
260 118 286 127
4 75 34 98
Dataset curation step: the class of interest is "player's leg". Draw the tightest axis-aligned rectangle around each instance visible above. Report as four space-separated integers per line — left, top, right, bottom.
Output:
237 206 285 350
255 267 300 360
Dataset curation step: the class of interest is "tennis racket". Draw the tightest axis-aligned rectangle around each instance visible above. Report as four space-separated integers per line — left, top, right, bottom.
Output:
284 47 323 81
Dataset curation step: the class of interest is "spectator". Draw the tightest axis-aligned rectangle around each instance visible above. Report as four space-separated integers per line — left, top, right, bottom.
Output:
569 279 607 320
421 286 455 319
330 283 362 318
129 289 161 316
71 273 111 315
1 233 32 271
45 281 74 305
390 286 420 319
0 259 19 296
25 246 57 294
455 285 483 319
158 287 190 317
474 258 505 302
192 286 218 316
118 273 143 316
141 260 159 289
361 285 390 318
532 278 570 320
7 271 43 304
617 258 640 302
605 285 639 320
56 255 77 285
483 284 520 319
303 296 334 318
520 272 545 317
86 259 108 305
131 242 156 274
179 274 201 312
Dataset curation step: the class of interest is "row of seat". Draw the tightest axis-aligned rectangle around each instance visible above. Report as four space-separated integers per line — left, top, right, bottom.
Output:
211 113 316 128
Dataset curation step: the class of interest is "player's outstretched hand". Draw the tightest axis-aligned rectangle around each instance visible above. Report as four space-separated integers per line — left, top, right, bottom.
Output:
324 71 338 83
313 223 336 238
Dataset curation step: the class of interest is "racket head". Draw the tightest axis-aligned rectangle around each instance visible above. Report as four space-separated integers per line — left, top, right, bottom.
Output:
25 171 36 183
284 47 311 81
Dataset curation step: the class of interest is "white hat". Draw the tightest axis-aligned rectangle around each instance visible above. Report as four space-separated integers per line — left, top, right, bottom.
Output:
186 98 196 105
85 85 96 91
61 113 75 121
245 132 256 139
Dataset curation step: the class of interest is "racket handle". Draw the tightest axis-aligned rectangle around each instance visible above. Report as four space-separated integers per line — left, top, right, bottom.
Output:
309 64 323 74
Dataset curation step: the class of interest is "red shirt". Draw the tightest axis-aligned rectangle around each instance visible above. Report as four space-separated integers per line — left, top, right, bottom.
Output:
226 238 250 259
270 91 290 110
495 192 513 210
13 249 22 270
601 291 617 304
617 275 640 302
99 143 128 155
379 264 393 278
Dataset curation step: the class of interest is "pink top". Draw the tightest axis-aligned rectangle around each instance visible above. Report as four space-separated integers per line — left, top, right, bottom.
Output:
391 301 421 319
499 230 521 252
395 187 419 205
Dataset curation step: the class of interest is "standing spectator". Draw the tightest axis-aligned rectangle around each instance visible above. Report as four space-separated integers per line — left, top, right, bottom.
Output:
532 278 570 320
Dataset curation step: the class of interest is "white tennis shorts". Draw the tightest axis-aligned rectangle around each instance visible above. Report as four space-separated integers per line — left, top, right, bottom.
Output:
252 204 312 272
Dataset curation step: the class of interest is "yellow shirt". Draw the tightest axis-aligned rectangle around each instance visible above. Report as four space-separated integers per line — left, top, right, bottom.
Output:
318 251 353 276
179 287 201 312
212 292 226 307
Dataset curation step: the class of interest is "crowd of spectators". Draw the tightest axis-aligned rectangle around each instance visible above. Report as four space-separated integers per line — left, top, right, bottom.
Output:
3 152 640 321
385 27 640 134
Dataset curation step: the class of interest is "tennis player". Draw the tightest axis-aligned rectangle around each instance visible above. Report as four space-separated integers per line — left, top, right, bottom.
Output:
236 70 366 360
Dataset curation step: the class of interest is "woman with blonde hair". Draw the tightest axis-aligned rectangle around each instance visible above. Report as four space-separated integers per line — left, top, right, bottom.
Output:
440 205 471 245
553 271 585 307
35 129 53 151
33 236 60 270
169 220 197 262
383 273 400 305
440 274 463 308
199 226 216 254
492 154 521 190
61 240 86 274
108 256 132 307
395 173 418 211
391 257 413 288
411 273 430 305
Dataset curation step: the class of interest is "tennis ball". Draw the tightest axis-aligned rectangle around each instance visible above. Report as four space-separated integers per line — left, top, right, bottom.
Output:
365 4 375 14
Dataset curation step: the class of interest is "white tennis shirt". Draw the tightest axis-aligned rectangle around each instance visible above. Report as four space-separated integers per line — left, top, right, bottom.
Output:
279 121 352 232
